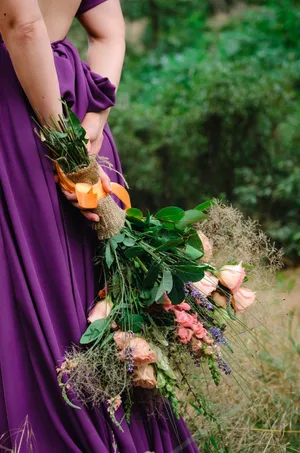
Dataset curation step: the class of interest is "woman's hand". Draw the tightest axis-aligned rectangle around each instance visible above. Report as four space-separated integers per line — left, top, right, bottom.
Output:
81 110 110 156
55 164 112 222
54 110 112 221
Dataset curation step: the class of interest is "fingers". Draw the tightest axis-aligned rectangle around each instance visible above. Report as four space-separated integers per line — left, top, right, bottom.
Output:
61 189 77 201
80 210 100 222
99 166 112 194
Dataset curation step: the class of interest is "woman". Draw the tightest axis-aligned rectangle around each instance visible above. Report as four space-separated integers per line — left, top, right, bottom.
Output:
0 0 199 451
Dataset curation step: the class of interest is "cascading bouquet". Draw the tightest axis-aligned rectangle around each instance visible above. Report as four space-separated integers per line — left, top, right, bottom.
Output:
37 107 282 430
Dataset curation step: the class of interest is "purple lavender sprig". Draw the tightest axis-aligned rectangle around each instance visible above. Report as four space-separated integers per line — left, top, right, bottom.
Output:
217 356 232 375
125 347 134 373
210 327 228 346
184 282 213 310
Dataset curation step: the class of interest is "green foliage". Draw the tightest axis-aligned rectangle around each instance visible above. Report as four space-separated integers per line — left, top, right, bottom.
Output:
107 1 300 263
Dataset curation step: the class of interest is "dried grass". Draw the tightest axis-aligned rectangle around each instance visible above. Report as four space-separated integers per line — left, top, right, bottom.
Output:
199 200 284 289
186 277 300 453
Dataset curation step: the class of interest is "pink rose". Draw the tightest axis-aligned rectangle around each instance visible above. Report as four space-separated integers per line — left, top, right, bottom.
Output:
191 337 203 352
211 291 227 309
203 335 214 345
232 287 256 313
197 231 213 262
175 302 191 311
162 295 190 312
87 299 113 323
191 322 208 339
114 332 157 366
177 326 193 344
219 262 245 292
174 310 195 328
194 271 218 296
132 364 157 389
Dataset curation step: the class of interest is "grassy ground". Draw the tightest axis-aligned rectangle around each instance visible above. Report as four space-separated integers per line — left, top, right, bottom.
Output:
188 268 300 453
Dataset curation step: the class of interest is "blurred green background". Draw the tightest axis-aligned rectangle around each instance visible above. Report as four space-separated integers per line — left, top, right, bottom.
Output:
68 3 300 451
70 0 300 266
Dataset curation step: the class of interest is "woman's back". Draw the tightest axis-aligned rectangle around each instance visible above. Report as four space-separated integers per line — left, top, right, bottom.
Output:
0 0 82 42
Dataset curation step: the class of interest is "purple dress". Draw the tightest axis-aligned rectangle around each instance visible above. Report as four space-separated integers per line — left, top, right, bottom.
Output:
0 1 199 452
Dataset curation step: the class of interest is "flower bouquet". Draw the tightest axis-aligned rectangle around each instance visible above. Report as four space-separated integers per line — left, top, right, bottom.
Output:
35 103 129 239
37 107 282 430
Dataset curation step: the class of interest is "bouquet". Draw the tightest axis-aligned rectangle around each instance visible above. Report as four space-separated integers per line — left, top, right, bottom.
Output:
37 107 282 430
35 103 130 240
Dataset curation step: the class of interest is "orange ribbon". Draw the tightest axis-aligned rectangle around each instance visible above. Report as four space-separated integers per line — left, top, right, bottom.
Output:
55 162 131 211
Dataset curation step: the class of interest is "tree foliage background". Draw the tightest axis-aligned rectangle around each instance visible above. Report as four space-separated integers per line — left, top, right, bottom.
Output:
70 0 300 264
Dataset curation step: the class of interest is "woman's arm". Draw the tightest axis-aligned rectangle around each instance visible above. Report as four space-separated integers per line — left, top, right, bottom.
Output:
78 0 126 155
0 0 62 123
78 0 126 90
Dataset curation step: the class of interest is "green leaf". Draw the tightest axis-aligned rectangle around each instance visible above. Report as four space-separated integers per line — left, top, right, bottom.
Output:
195 200 214 212
187 229 204 252
155 207 185 223
126 208 143 219
124 246 145 258
123 237 136 247
177 210 208 229
168 276 185 304
80 319 109 345
173 263 208 282
143 262 160 289
105 242 114 269
113 232 125 243
131 314 144 333
154 238 184 252
155 270 173 301
185 244 203 260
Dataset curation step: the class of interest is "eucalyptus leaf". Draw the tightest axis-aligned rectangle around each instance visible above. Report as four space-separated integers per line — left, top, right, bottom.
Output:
80 319 109 345
177 210 208 229
168 276 185 304
173 263 208 282
124 246 145 259
195 200 214 212
143 262 160 289
123 237 136 247
155 207 185 223
126 208 143 219
105 242 114 269
185 244 203 260
155 270 173 301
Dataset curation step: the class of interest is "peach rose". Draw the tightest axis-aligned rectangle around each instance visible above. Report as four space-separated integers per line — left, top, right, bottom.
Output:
114 332 157 366
191 322 208 339
197 231 213 262
191 337 203 352
177 326 193 344
87 299 113 323
211 291 227 309
194 271 219 296
132 364 157 389
232 287 256 313
174 310 195 328
219 262 245 292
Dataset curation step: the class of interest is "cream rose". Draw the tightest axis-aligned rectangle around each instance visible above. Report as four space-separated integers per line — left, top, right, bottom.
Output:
232 287 256 313
87 299 113 323
219 262 245 292
194 271 218 296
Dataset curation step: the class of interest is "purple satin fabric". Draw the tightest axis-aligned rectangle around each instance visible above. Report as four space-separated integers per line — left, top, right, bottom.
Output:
0 37 199 453
77 0 108 16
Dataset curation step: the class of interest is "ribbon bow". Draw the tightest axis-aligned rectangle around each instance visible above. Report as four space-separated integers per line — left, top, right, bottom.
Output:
55 162 131 211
